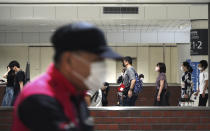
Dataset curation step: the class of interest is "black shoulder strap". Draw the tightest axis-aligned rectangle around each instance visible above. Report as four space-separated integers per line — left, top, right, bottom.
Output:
91 91 99 102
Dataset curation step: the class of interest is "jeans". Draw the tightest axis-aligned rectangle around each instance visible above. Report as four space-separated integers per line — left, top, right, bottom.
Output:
1 87 14 106
123 94 138 106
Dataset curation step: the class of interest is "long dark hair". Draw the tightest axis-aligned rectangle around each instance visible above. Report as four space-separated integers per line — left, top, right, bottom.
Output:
183 61 193 73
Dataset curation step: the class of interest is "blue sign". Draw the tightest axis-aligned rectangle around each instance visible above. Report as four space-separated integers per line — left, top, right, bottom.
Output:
187 59 200 91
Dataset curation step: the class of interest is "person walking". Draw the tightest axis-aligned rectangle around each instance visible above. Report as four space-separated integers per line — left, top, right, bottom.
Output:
154 63 169 106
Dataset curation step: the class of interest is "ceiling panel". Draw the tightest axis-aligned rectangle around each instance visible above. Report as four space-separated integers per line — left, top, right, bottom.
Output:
55 6 77 20
34 6 55 19
11 6 33 18
6 32 22 43
141 31 158 43
124 31 141 43
167 5 190 19
23 32 39 43
0 6 10 19
145 6 167 19
0 32 6 43
190 5 208 19
174 31 190 43
158 31 175 43
0 19 191 32
78 6 101 19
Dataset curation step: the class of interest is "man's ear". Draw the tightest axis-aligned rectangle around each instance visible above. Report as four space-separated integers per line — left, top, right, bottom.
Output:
62 52 72 65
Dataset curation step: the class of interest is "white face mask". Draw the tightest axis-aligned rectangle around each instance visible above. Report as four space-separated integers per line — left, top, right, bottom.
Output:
180 66 184 71
71 54 107 93
155 67 159 72
140 78 144 81
198 67 202 71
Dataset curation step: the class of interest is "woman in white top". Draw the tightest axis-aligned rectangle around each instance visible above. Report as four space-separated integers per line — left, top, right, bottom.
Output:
196 60 208 106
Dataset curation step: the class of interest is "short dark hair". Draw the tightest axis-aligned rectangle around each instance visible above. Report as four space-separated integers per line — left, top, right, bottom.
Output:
123 56 132 65
8 60 20 68
157 63 166 73
139 74 144 79
104 82 109 87
200 60 208 70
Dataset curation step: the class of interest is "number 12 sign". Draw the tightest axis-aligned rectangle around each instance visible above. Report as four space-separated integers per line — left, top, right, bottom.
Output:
190 29 208 55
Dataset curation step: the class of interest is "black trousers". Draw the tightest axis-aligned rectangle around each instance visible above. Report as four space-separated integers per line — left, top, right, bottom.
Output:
199 94 208 106
154 89 169 106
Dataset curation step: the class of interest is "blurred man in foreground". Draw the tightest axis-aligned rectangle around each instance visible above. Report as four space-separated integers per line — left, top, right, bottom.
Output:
12 22 121 131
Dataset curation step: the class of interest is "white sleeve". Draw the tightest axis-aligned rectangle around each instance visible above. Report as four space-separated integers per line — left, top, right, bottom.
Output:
86 89 97 97
204 72 208 81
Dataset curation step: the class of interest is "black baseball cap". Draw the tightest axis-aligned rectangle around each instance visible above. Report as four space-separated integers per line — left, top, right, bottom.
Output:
51 22 121 59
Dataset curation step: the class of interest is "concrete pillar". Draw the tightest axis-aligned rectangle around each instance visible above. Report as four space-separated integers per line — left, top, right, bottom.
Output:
191 19 209 106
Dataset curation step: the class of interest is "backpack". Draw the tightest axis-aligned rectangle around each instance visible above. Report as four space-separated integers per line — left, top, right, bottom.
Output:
133 73 143 94
91 90 99 102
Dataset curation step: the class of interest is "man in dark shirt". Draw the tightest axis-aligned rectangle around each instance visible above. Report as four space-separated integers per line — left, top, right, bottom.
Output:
8 60 25 105
12 22 121 131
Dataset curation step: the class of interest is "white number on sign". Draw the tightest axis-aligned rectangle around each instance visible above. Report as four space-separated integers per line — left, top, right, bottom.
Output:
197 41 202 49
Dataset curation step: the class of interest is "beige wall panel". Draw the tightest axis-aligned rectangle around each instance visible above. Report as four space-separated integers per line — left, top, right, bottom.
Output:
137 47 149 83
149 47 163 83
107 46 117 83
29 47 41 80
171 47 179 83
116 47 137 57
164 47 171 83
105 59 117 83
40 47 54 73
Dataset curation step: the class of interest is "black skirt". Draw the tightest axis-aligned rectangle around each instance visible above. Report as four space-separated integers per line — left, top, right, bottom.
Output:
154 89 170 106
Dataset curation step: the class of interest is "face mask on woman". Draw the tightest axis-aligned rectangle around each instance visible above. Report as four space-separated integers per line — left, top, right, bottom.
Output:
155 66 159 72
180 66 184 71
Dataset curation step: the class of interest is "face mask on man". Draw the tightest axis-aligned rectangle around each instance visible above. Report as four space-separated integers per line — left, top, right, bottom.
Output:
71 54 107 93
140 78 144 81
198 67 202 71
